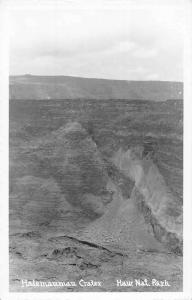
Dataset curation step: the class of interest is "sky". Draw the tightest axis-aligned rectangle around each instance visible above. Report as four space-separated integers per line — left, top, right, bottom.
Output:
9 1 185 81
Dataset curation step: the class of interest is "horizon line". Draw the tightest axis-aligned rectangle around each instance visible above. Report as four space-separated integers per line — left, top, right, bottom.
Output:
9 74 183 83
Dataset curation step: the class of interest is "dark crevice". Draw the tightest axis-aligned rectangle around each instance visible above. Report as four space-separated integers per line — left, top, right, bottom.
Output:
50 235 125 257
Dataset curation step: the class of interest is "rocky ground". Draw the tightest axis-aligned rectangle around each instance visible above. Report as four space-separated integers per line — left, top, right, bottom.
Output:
9 99 183 292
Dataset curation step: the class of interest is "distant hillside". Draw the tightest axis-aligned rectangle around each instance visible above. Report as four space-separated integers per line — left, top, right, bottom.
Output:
9 75 183 101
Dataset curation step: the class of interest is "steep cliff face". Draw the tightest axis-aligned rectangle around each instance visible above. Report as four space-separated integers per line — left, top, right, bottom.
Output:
78 146 182 256
112 147 182 254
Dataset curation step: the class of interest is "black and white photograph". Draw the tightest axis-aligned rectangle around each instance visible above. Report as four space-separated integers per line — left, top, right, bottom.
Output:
0 0 192 297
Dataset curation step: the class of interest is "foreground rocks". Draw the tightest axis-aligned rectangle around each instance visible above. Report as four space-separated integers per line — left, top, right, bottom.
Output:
10 231 182 292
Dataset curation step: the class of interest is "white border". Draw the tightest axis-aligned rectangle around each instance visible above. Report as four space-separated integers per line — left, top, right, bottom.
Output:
0 1 191 299
0 1 9 299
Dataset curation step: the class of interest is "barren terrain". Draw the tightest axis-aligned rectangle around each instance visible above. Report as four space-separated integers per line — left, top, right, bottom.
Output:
9 78 183 292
